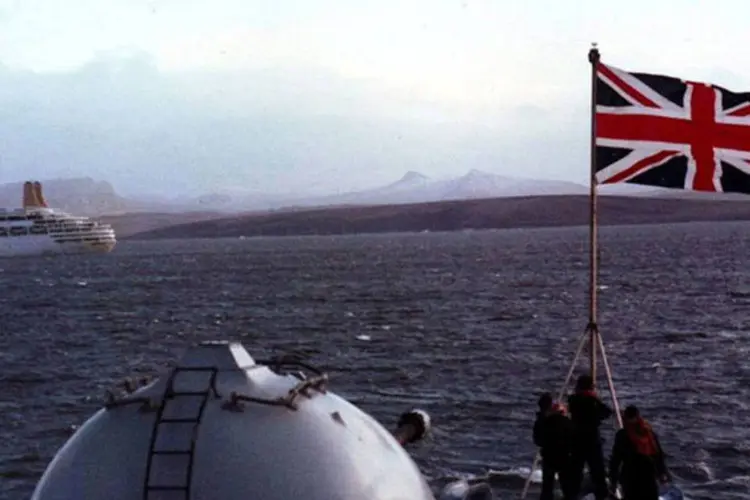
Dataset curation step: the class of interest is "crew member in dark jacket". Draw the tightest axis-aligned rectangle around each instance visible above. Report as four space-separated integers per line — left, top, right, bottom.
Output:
533 392 577 500
566 374 612 500
609 405 671 500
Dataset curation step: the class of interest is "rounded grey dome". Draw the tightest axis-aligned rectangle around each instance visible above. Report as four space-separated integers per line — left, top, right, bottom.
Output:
32 341 435 500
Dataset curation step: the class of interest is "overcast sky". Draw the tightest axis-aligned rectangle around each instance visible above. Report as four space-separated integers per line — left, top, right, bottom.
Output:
0 0 748 197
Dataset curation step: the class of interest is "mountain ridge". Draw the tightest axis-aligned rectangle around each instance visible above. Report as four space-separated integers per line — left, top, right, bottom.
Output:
1 172 745 220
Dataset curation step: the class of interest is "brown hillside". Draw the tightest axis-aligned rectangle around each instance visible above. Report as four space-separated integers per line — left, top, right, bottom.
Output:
124 194 750 240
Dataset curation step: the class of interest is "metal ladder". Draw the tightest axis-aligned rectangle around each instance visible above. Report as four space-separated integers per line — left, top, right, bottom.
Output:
142 367 219 500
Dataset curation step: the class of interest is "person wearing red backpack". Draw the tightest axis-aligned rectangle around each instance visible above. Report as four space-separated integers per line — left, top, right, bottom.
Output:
609 405 672 500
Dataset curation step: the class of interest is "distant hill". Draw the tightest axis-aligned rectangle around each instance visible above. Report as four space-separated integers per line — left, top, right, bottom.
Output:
4 174 745 222
0 177 248 216
0 177 141 215
127 194 750 240
190 169 593 211
296 169 592 206
184 171 678 212
99 211 228 238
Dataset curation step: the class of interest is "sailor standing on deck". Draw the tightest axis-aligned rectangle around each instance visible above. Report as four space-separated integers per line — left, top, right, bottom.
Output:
566 374 612 500
608 405 672 500
532 393 577 500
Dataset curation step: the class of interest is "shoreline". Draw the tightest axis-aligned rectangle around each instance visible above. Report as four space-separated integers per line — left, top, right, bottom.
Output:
103 194 750 240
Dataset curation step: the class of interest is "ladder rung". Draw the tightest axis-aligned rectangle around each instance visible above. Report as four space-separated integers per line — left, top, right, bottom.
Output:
152 450 192 455
146 485 188 491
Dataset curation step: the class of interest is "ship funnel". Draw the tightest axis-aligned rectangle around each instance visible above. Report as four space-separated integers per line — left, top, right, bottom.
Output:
33 181 48 208
22 180 47 208
22 181 35 208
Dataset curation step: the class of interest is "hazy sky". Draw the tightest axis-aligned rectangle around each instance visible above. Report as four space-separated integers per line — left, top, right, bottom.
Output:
0 0 748 197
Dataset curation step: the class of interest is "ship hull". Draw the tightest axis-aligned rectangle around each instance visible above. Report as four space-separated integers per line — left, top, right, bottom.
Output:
0 234 116 258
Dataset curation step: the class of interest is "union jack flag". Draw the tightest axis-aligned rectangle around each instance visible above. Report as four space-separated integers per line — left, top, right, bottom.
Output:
595 63 750 193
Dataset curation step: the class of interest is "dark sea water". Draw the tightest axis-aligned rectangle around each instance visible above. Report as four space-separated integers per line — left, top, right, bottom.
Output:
2 222 750 500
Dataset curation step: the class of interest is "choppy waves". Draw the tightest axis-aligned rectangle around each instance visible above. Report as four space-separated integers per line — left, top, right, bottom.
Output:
2 222 750 499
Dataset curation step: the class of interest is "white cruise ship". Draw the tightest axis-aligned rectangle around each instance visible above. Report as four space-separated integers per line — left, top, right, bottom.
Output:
0 180 116 257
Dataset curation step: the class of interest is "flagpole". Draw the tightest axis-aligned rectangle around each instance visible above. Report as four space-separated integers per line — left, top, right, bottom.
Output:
587 44 622 426
588 43 600 385
520 44 620 499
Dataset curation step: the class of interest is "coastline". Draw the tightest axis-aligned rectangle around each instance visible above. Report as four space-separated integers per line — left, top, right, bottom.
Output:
103 194 750 240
